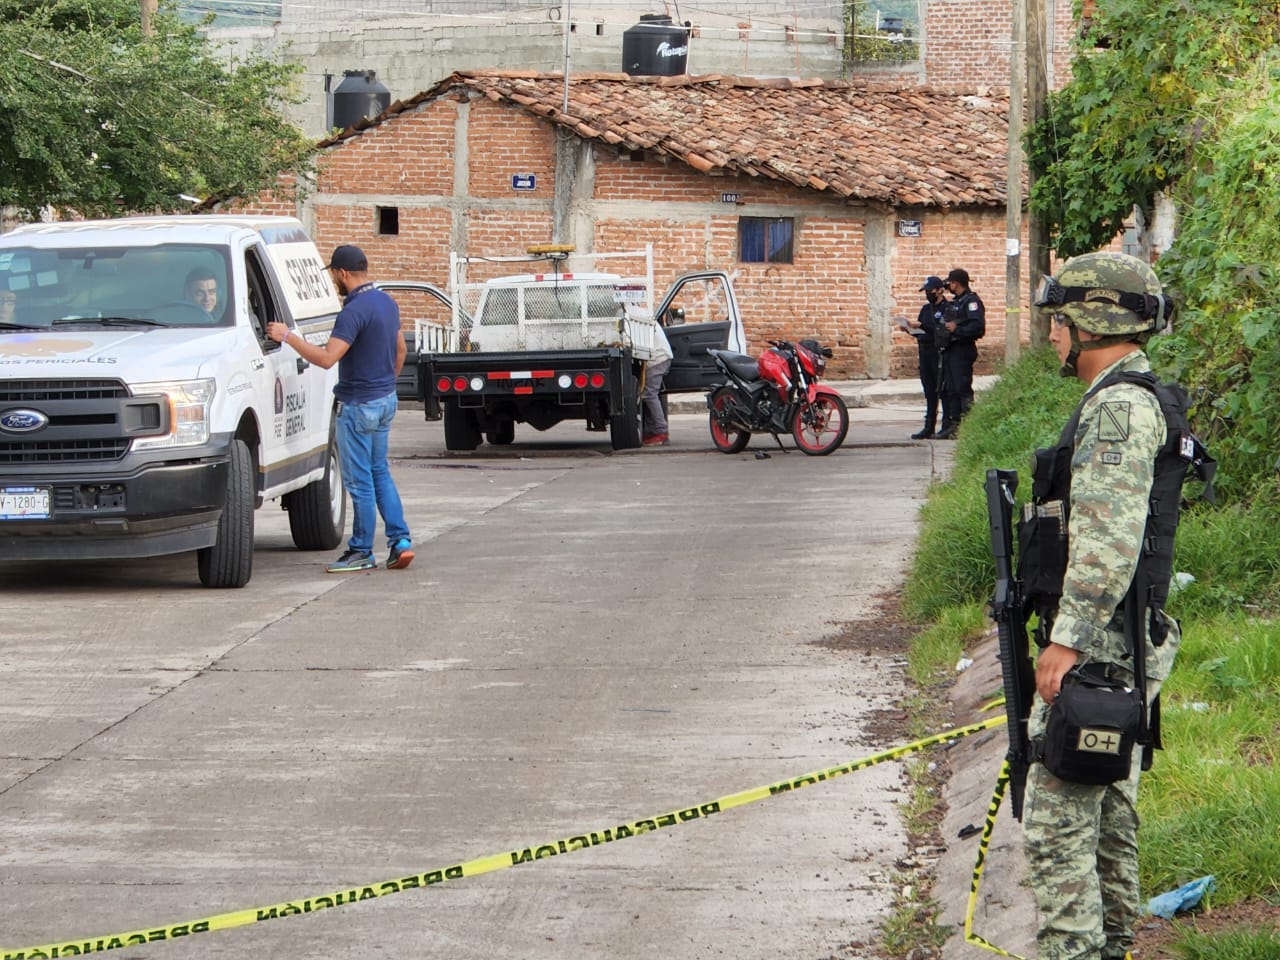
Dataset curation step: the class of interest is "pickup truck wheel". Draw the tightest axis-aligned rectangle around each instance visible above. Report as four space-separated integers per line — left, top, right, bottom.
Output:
286 420 346 550
609 369 642 450
443 399 482 451
487 418 515 445
197 438 254 588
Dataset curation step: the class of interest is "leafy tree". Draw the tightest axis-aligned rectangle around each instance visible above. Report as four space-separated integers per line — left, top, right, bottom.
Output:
0 0 313 218
1027 1 1280 498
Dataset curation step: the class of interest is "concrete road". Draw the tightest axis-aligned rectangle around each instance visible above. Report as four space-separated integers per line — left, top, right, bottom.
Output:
0 402 954 959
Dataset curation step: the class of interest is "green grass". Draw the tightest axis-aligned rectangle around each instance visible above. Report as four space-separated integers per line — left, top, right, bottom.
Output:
890 348 1280 952
903 602 987 687
1171 927 1280 960
1140 614 1280 902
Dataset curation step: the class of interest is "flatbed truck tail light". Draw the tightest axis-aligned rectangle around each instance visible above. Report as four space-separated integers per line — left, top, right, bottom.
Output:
590 373 606 388
436 376 453 393
452 376 468 392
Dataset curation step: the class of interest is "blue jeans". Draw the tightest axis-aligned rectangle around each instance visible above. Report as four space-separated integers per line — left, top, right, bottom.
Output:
336 392 410 554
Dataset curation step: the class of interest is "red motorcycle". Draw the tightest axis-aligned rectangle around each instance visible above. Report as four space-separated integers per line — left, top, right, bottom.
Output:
706 339 849 455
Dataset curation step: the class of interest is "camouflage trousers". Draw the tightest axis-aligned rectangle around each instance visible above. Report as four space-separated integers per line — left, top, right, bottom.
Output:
1022 682 1156 960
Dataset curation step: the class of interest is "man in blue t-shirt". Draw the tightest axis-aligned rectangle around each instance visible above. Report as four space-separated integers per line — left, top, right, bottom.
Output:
268 244 413 573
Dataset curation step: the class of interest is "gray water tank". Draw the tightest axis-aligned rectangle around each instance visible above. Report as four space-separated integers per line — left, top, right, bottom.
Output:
622 15 691 77
331 70 391 132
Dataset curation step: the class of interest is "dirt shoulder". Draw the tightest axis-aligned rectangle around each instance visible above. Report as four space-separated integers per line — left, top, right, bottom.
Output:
935 630 1036 959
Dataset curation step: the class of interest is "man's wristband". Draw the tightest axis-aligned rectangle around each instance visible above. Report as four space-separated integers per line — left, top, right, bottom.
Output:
281 330 290 346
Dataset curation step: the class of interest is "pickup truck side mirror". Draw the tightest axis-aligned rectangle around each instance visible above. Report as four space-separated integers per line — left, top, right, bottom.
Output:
666 306 685 325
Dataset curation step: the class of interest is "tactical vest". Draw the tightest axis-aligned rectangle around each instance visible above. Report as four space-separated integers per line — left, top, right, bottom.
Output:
1018 370 1215 648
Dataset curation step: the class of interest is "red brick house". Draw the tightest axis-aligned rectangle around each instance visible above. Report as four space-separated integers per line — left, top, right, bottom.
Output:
232 70 1019 380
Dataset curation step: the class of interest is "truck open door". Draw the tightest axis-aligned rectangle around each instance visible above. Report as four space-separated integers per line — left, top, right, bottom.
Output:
655 272 747 393
373 280 455 401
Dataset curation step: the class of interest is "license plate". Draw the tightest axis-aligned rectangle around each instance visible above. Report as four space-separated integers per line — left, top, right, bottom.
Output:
0 486 50 520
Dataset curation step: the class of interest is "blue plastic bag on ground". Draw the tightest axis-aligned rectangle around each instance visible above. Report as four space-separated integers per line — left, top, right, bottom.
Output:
1145 875 1216 919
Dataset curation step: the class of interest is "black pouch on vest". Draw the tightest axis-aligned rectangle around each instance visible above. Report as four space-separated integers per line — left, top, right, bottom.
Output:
1017 499 1067 618
1040 674 1143 785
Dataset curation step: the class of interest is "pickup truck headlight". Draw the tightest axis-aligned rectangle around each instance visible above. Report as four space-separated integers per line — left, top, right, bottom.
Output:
131 379 216 450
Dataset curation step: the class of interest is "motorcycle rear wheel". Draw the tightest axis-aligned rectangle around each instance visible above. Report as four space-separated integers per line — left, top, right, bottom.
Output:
708 387 751 453
792 393 849 455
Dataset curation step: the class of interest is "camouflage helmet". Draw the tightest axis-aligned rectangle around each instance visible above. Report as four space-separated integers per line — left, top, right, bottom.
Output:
1035 251 1171 336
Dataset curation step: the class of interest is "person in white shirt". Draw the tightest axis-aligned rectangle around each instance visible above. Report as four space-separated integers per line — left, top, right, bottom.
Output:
641 323 674 446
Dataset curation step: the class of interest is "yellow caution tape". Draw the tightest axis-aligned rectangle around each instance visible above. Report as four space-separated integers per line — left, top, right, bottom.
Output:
3 715 1005 958
963 759 1034 960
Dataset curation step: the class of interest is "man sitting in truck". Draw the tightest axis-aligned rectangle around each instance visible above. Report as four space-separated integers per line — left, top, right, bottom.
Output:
184 267 221 321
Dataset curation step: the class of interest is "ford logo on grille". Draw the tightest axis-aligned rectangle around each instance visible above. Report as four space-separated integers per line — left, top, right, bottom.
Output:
0 409 49 433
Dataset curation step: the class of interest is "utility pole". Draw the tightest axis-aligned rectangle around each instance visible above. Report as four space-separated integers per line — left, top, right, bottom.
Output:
1004 0 1026 364
141 0 157 36
1026 0 1050 348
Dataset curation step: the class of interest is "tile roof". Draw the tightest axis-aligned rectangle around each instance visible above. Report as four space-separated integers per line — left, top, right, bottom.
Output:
321 71 1011 208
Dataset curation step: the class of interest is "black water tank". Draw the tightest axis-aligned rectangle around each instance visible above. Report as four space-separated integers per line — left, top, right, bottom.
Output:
622 14 691 77
331 70 391 131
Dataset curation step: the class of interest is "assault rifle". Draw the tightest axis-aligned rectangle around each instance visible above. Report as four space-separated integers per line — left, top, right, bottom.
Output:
985 468 1035 821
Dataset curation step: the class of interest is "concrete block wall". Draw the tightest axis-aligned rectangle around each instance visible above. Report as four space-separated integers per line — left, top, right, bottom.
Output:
211 15 851 140
281 0 845 27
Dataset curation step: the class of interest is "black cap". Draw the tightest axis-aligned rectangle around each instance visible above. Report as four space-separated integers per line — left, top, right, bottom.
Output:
946 268 970 286
325 245 368 272
919 275 945 291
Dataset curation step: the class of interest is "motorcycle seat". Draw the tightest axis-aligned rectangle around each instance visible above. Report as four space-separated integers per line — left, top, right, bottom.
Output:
709 349 760 382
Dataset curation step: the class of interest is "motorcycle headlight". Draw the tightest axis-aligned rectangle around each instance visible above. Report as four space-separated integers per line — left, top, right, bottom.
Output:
131 379 216 450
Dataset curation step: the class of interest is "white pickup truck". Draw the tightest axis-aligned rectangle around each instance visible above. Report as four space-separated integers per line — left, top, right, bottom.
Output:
0 215 346 587
412 245 747 450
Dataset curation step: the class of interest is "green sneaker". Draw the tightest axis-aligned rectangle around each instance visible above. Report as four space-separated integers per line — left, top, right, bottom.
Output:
326 549 376 573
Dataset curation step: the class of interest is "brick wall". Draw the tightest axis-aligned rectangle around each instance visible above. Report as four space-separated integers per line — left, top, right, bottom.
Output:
889 209 1029 378
314 107 455 196
924 0 1076 92
467 104 558 200
231 90 1031 379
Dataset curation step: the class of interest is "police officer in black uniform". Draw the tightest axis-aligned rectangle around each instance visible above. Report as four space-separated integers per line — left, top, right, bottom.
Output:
907 275 948 439
936 268 985 439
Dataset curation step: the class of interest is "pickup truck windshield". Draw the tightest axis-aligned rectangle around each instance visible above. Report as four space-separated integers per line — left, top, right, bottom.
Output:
0 244 234 330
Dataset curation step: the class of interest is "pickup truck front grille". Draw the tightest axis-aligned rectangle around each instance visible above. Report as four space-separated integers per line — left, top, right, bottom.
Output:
0 379 128 403
0 379 135 464
0 438 131 463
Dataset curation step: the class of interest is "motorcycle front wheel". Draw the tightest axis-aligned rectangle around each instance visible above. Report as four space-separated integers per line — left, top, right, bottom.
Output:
792 393 849 455
708 387 752 453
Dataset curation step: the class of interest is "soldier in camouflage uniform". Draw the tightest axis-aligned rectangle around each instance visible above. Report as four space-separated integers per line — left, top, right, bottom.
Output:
1024 252 1179 960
